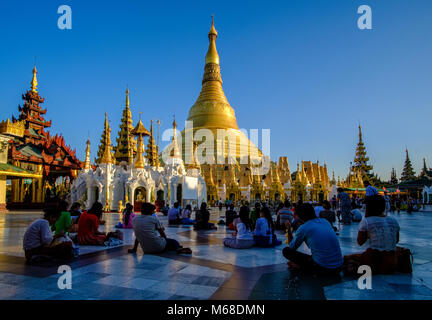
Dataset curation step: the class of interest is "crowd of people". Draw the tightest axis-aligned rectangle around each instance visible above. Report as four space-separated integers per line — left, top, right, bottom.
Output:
23 187 414 278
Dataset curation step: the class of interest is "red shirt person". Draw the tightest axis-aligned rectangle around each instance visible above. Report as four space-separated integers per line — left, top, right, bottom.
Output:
77 202 106 245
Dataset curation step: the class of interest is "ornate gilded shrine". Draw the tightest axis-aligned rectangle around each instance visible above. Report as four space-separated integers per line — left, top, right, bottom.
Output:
0 67 82 210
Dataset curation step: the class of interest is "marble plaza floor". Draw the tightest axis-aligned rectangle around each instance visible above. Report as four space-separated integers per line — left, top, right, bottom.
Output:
0 208 431 300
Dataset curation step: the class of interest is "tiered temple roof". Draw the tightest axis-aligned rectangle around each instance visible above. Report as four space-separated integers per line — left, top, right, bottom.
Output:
4 67 82 178
114 88 136 165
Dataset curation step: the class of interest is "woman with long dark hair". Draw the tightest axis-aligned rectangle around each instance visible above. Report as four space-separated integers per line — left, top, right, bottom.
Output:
253 207 280 247
223 206 254 249
116 203 135 229
194 202 217 230
77 202 107 245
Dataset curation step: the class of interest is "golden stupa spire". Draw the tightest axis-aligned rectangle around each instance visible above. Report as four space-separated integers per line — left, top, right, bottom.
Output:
132 112 150 169
187 17 239 130
301 161 309 184
114 88 136 164
316 160 322 182
31 66 38 93
100 113 113 164
170 116 181 158
125 87 130 108
295 163 301 182
206 15 219 65
273 164 281 183
146 120 159 167
84 137 91 170
207 165 216 186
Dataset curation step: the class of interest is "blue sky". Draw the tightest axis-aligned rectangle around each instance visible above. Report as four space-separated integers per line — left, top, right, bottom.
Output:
0 0 431 180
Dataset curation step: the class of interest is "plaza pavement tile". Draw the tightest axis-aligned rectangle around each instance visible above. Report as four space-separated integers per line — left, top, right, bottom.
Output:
0 209 431 300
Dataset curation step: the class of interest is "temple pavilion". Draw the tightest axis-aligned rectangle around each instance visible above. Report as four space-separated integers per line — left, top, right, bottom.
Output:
0 67 82 211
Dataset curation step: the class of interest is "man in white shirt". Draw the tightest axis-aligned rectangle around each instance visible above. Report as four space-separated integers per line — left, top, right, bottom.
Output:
23 208 73 262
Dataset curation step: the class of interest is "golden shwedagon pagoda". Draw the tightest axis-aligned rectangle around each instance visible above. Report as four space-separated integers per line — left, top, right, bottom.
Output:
165 17 333 203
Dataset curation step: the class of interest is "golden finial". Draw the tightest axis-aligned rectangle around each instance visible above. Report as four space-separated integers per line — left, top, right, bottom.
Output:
172 115 177 130
126 87 130 108
156 119 160 147
31 66 38 93
209 14 218 37
84 137 91 170
100 113 113 164
170 115 181 159
205 15 219 65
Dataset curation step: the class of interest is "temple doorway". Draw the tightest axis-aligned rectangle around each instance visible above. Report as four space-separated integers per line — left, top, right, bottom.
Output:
229 193 235 201
318 191 324 203
157 190 164 201
255 193 261 201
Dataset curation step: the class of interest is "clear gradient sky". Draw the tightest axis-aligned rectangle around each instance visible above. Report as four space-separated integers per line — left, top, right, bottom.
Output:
0 0 431 180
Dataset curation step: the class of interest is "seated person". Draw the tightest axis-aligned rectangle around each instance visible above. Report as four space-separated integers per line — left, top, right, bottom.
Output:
161 205 169 216
283 203 343 276
319 200 337 231
254 207 281 247
223 206 254 249
23 207 73 262
53 200 72 236
344 195 400 275
128 202 192 254
69 202 82 223
180 204 195 225
168 202 181 225
276 200 294 230
116 203 135 229
314 203 324 217
225 204 238 227
364 181 378 197
77 202 108 245
351 209 363 222
194 202 216 230
250 202 261 228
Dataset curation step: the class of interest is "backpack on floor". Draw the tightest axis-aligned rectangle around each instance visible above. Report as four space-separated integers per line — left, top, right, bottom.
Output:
396 246 413 273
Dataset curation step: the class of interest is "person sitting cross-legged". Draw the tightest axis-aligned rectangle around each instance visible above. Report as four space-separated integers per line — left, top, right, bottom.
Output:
223 206 255 249
128 202 192 255
193 202 217 230
23 207 74 262
254 207 281 247
180 204 195 225
116 203 135 229
168 202 181 225
319 200 337 232
343 194 401 275
283 203 343 276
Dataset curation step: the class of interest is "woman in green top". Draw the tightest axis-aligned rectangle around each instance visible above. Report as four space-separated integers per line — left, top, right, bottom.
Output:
53 200 72 235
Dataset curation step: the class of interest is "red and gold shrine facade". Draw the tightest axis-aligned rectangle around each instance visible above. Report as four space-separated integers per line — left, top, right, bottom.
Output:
0 67 82 211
